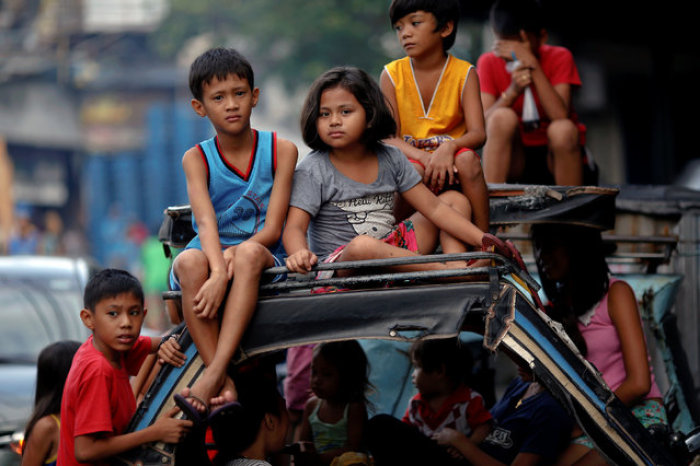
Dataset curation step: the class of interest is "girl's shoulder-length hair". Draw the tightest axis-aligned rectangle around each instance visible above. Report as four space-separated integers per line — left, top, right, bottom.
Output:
314 340 372 404
300 66 396 152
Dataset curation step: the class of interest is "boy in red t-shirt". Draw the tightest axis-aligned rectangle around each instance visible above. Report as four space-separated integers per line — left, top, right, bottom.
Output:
58 269 192 465
478 0 589 186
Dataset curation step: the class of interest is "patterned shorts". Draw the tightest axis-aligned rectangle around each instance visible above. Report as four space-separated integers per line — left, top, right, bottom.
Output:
571 398 668 449
313 220 419 291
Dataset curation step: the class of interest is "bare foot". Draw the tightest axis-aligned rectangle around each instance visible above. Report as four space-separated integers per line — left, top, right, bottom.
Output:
221 376 238 401
210 389 236 409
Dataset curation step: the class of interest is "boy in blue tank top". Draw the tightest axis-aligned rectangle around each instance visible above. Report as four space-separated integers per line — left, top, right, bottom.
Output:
171 47 298 412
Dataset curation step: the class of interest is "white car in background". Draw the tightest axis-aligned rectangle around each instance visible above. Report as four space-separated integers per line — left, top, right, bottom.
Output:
0 256 97 466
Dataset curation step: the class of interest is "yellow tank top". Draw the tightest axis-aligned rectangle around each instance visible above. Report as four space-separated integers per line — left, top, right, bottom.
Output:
384 55 474 152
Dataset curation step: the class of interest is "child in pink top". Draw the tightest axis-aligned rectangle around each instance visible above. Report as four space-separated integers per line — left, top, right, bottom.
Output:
531 224 667 465
578 277 662 400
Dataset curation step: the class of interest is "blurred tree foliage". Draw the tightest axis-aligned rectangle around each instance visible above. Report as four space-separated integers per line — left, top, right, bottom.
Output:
150 0 394 88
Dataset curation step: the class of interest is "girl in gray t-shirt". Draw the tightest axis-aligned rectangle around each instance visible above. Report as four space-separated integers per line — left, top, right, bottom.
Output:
284 66 514 274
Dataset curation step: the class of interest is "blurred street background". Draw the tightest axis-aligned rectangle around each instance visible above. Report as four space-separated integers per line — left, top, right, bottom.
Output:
1 0 699 331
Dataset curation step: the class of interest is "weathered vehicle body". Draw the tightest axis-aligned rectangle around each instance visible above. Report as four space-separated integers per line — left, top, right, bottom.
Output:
116 186 699 465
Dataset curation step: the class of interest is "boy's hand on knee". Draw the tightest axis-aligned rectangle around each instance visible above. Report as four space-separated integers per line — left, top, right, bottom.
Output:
222 245 238 279
286 249 317 274
426 142 457 189
152 406 192 444
193 272 228 319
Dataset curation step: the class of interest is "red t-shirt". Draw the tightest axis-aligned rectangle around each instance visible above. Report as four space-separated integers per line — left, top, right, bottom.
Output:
402 385 492 437
477 44 585 146
57 335 151 466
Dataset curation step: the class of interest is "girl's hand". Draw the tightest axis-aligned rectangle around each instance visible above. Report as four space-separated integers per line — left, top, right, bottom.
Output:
222 245 237 279
425 141 457 190
432 427 464 447
192 270 228 319
286 249 318 274
158 336 186 367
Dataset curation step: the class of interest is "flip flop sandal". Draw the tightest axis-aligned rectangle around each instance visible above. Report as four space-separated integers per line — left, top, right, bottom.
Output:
173 393 211 464
207 401 242 423
481 233 512 259
174 393 210 428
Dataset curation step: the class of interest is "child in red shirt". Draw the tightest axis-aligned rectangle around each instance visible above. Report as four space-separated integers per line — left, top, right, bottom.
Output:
58 269 192 466
478 0 588 186
367 338 492 465
403 338 492 439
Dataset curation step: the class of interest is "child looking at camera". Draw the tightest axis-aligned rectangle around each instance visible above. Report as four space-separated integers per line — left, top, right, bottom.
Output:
283 66 513 278
172 47 297 412
57 269 192 466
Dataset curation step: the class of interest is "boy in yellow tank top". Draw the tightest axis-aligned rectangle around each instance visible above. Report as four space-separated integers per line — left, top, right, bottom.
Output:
380 0 489 233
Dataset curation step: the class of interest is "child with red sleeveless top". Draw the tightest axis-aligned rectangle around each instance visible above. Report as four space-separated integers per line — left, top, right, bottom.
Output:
531 224 667 465
380 0 489 232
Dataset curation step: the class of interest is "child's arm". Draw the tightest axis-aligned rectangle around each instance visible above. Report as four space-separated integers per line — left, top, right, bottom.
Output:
283 206 318 274
21 416 57 466
296 398 316 443
182 147 228 318
434 427 542 466
492 33 570 122
607 280 653 406
73 407 191 463
401 182 484 247
469 421 493 444
425 69 486 190
379 70 432 167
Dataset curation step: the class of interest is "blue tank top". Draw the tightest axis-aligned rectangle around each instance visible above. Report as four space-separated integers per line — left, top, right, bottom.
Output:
186 130 282 255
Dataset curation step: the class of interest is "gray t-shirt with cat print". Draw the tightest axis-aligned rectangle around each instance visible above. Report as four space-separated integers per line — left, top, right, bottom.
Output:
290 144 421 256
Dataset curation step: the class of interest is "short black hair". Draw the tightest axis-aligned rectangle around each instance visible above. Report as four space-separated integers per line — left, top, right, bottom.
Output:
489 0 545 37
389 0 460 51
411 337 474 386
210 365 283 465
189 47 255 101
300 66 396 152
83 268 144 311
